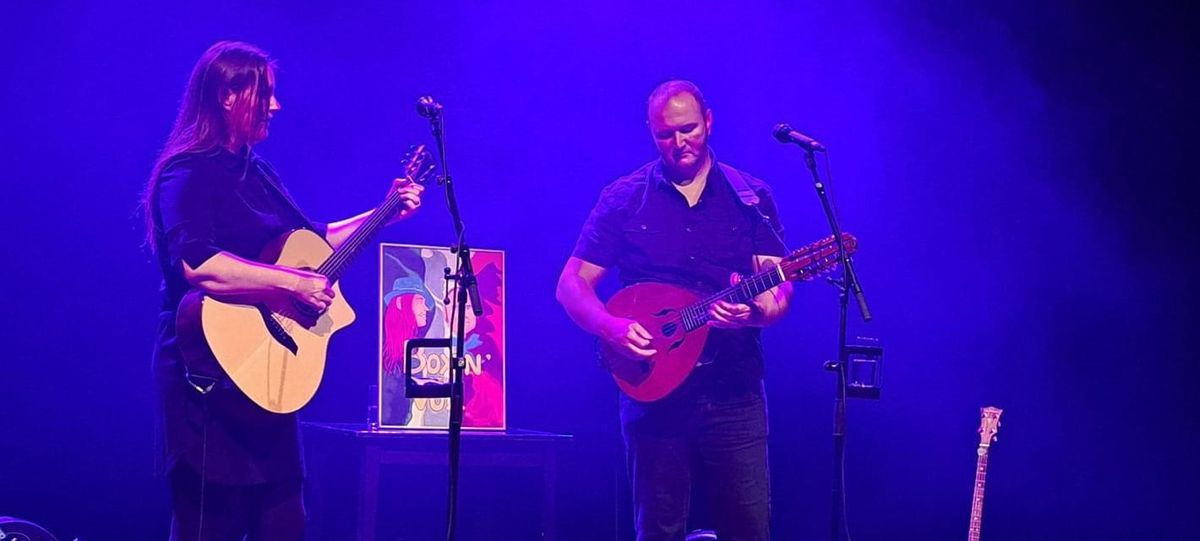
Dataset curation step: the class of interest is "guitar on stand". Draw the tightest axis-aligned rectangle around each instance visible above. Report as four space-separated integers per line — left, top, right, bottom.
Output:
600 232 857 402
175 146 436 414
969 406 1004 541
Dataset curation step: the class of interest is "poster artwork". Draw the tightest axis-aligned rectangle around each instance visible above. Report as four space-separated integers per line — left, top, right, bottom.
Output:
378 243 505 429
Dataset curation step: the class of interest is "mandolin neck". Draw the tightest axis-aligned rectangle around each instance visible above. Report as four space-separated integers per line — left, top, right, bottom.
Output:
679 266 787 332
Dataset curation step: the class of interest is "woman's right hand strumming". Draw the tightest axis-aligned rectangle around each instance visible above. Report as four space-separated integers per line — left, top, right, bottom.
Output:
287 269 335 312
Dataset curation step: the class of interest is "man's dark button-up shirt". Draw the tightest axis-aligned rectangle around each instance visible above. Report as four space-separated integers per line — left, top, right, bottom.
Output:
573 158 787 394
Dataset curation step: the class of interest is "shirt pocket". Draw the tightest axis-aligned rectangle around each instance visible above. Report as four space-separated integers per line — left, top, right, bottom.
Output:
620 221 669 262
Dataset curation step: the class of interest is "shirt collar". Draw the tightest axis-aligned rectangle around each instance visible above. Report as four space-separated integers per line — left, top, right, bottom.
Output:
651 148 720 190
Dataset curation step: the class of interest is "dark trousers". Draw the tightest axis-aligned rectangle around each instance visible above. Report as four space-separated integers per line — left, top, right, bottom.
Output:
168 462 306 541
622 379 771 541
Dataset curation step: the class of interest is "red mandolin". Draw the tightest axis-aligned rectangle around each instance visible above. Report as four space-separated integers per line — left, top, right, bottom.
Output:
600 233 856 401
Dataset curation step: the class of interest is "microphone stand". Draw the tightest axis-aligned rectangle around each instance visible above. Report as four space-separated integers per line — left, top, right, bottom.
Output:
795 148 871 541
423 104 483 541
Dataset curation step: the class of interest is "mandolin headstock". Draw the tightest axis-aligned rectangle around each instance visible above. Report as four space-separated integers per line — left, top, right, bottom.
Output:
779 232 857 282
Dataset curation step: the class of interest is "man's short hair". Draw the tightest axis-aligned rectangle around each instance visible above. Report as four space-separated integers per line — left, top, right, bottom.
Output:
647 80 708 115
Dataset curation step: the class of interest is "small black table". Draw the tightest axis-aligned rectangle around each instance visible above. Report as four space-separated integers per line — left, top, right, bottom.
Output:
302 422 572 541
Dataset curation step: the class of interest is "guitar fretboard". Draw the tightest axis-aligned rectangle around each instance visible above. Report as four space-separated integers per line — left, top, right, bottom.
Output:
678 267 787 332
316 190 405 283
675 233 850 331
968 448 990 541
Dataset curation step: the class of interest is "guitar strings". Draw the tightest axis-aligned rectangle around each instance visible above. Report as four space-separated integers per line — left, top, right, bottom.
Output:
319 153 430 281
273 155 433 334
667 238 841 332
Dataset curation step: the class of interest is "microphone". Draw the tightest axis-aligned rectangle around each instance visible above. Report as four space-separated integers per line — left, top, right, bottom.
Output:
773 123 826 152
416 95 443 118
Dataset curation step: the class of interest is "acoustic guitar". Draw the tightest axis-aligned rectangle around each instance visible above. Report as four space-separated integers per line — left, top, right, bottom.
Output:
175 146 435 414
600 233 856 402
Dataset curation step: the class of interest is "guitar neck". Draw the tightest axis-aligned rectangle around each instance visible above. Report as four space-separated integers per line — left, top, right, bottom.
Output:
681 267 787 331
316 191 404 283
968 448 990 541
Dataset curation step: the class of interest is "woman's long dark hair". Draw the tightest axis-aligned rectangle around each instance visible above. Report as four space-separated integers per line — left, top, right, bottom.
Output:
141 41 276 251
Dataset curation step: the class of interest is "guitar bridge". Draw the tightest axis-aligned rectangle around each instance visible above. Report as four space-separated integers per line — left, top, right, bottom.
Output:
257 306 299 355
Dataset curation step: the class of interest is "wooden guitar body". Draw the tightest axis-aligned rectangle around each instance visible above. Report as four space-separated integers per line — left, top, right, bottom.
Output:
176 229 356 414
173 145 432 414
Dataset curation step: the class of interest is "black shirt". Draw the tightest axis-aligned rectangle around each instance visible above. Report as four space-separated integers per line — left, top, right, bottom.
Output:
573 157 787 393
151 145 325 484
154 146 325 311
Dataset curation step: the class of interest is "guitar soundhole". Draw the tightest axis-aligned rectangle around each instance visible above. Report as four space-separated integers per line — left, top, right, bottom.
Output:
661 322 678 336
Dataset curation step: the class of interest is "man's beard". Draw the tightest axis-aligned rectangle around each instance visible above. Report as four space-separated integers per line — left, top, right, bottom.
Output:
666 143 708 179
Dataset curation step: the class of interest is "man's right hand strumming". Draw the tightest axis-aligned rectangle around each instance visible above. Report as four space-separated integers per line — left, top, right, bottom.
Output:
557 257 658 358
600 316 657 359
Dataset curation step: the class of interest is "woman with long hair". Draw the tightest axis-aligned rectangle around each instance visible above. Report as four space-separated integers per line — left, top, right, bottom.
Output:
382 291 432 375
146 41 424 540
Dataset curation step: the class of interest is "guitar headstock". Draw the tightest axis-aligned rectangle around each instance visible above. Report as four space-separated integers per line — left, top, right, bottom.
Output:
779 232 858 282
978 406 1003 448
400 144 438 185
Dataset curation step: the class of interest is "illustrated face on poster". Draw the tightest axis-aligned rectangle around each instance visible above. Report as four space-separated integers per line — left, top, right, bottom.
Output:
378 244 506 429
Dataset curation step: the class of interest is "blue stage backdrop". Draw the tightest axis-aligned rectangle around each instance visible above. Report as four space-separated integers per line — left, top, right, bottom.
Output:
1 1 1196 540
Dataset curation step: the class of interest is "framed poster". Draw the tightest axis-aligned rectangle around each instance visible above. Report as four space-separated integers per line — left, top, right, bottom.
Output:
378 243 506 430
